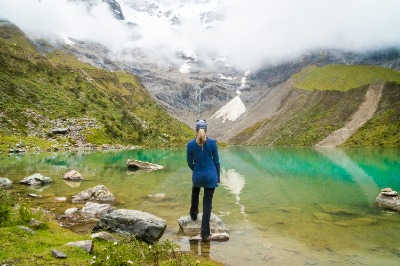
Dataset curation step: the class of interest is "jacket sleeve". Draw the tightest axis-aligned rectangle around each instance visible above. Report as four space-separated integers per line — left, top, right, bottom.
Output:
212 141 221 182
186 143 194 171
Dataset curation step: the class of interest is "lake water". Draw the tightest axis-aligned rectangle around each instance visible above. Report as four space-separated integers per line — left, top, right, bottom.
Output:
1 147 400 265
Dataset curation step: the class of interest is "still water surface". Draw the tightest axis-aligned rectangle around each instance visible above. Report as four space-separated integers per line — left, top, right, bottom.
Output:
1 147 400 265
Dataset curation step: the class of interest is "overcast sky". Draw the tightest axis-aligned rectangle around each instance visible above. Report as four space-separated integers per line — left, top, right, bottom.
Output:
1 0 399 71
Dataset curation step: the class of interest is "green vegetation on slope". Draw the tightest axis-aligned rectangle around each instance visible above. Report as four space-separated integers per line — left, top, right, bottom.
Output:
343 83 400 147
0 23 193 151
233 64 400 147
292 64 400 91
231 87 368 146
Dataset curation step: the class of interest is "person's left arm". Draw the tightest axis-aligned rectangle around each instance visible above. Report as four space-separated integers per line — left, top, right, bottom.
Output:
212 141 221 183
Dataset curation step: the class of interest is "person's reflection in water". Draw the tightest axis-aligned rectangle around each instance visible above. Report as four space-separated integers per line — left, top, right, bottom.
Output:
189 241 211 258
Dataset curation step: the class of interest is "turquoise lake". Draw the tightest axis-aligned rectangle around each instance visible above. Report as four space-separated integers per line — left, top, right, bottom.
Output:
1 147 400 265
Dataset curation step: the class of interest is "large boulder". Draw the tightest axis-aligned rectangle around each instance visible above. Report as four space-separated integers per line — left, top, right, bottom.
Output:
19 173 52 186
177 213 229 235
376 188 400 211
92 209 167 244
0 177 13 188
72 185 116 204
127 159 164 171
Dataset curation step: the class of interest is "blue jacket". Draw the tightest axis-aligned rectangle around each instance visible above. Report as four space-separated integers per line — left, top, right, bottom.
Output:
187 137 220 188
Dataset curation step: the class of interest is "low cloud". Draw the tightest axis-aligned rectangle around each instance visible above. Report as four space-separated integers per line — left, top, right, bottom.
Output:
1 0 400 71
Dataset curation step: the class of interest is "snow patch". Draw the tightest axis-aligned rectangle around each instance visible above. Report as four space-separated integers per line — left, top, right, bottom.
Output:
211 95 246 123
218 74 237 80
63 37 75 46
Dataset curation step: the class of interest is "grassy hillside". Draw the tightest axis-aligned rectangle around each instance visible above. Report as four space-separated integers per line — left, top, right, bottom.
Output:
343 82 400 147
232 65 400 147
292 64 400 91
0 22 193 152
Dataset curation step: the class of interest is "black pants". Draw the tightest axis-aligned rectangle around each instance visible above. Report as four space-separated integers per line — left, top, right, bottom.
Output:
190 186 215 238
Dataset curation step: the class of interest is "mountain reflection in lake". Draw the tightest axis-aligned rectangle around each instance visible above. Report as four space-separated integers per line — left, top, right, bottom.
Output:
1 147 399 265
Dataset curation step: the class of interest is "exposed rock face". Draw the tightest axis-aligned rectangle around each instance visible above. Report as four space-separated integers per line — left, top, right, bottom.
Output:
92 209 167 244
52 249 67 259
0 177 12 188
127 159 164 171
177 213 228 235
63 170 84 181
81 202 115 218
72 185 116 203
376 188 400 211
19 173 52 186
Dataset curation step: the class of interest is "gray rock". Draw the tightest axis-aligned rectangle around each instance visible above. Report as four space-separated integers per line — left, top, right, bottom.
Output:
18 226 35 234
81 202 115 218
51 127 69 134
64 207 79 216
0 177 12 188
52 249 67 259
177 213 229 235
92 209 167 244
19 173 52 186
376 188 400 211
28 193 43 198
72 185 116 203
29 218 45 229
127 159 164 171
91 231 119 242
66 240 93 254
63 170 84 181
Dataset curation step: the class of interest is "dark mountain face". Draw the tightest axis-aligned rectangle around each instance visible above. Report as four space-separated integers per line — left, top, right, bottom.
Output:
76 0 125 20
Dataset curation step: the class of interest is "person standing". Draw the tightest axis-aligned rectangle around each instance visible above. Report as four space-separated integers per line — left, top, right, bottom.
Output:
186 119 220 240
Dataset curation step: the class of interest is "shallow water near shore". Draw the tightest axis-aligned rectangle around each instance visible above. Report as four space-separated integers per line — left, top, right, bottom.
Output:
1 147 400 265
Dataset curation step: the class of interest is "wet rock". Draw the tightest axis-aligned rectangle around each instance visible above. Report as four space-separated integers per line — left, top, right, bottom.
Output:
320 204 354 215
0 177 12 188
19 173 52 186
66 240 93 254
177 213 229 235
335 217 378 227
376 188 400 211
52 249 67 259
127 159 164 171
313 212 332 222
72 185 116 204
92 209 167 244
81 202 115 218
63 170 84 181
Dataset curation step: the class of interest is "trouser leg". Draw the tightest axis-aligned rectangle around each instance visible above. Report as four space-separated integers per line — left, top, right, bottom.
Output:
190 186 200 220
201 188 215 238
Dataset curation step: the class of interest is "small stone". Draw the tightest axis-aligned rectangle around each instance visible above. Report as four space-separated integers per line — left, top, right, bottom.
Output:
28 193 43 198
63 170 84 181
54 197 67 202
18 226 35 234
64 207 79 216
66 240 93 254
52 249 67 259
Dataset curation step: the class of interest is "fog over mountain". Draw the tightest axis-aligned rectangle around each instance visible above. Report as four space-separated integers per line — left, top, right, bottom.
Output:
1 0 400 71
